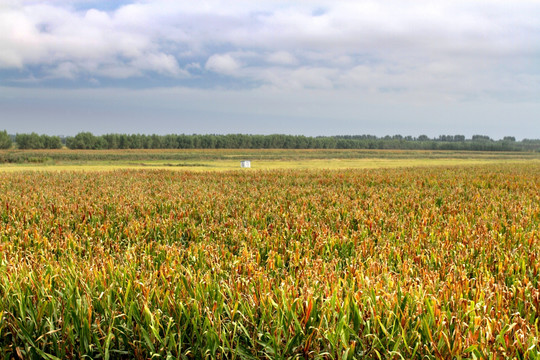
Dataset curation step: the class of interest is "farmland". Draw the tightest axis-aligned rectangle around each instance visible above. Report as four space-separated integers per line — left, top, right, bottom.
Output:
0 148 538 171
0 153 539 358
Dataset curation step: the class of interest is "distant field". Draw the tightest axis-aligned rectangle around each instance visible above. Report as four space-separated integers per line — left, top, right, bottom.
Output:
0 162 539 358
0 149 538 171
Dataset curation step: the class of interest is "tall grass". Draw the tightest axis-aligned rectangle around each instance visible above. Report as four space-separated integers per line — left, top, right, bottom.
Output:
0 164 538 358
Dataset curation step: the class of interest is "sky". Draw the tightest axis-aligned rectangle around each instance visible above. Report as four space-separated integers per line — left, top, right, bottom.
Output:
0 0 539 139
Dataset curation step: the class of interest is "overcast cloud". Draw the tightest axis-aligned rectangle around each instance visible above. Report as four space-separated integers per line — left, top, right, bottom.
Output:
0 0 539 138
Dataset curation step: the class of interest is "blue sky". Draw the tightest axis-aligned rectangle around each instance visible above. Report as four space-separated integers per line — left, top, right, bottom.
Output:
1 0 539 138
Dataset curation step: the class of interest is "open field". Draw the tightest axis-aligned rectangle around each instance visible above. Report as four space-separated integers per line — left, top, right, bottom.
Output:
0 160 539 359
0 149 539 171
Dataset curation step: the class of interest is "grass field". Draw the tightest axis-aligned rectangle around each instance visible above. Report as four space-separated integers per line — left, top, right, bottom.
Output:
0 149 539 171
0 151 539 359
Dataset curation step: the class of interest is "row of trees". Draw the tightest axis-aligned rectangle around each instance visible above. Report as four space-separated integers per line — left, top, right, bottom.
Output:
0 131 63 150
1 130 539 151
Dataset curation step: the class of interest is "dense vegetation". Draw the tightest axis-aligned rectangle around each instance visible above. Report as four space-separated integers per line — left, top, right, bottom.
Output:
0 164 538 358
0 131 12 150
64 133 540 151
3 130 540 151
11 133 63 150
1 148 538 166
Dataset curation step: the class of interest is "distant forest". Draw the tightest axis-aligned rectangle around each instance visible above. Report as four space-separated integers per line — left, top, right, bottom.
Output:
1 130 539 152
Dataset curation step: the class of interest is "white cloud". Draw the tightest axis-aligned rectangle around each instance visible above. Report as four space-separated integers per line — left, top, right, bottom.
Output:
0 1 182 78
47 61 79 79
131 53 186 77
186 62 201 70
0 0 538 101
205 53 242 75
267 51 298 65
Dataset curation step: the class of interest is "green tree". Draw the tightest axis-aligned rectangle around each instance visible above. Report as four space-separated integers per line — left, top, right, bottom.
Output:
0 130 12 149
16 133 43 149
472 135 492 141
66 132 100 149
42 135 63 149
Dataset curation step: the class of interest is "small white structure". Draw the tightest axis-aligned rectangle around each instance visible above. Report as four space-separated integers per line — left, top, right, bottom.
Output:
240 160 251 168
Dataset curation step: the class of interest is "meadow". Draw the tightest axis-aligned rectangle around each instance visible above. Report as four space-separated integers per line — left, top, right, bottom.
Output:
0 148 538 171
0 151 539 359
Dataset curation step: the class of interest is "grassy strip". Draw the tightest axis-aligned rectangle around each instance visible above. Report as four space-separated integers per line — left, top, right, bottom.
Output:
1 148 539 164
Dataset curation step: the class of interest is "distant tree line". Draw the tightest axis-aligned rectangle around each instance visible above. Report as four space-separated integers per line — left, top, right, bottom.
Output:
62 132 540 151
0 131 63 149
1 130 539 151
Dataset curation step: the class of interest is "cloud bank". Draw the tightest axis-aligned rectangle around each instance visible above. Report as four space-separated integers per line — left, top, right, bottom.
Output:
1 0 539 99
0 0 539 138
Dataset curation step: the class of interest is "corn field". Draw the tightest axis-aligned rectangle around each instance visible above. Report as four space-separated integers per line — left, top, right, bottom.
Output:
0 164 538 359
